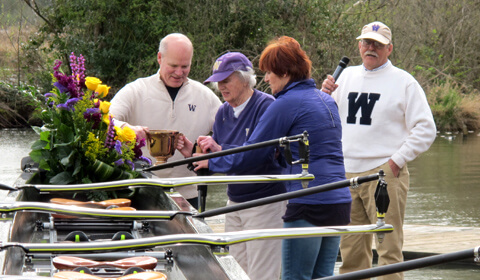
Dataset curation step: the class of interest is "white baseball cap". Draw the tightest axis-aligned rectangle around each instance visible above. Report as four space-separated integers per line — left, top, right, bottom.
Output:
356 21 392 44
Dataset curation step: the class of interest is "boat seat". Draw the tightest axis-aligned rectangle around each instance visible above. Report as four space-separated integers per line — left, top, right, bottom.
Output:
73 266 93 274
64 231 135 242
64 231 90 242
123 267 145 275
112 231 135 241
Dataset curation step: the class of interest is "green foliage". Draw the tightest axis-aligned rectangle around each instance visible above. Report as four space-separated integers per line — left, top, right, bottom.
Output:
0 82 42 127
3 0 479 132
427 81 480 132
22 0 361 92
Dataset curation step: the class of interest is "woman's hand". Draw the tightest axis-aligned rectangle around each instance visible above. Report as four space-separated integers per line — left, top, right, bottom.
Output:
197 136 222 153
192 153 208 171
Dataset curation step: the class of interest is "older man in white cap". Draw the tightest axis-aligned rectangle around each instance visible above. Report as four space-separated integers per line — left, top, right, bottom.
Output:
322 22 436 279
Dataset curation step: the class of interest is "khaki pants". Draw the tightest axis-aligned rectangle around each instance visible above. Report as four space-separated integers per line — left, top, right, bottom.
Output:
339 162 409 280
226 200 286 280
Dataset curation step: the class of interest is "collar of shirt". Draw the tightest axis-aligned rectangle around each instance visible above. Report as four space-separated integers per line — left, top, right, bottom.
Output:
232 96 252 118
363 59 391 72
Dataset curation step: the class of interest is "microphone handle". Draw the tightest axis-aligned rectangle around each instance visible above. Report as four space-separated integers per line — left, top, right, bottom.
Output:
332 66 344 81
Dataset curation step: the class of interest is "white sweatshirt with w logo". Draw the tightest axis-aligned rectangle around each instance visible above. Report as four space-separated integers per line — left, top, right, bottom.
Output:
332 60 436 173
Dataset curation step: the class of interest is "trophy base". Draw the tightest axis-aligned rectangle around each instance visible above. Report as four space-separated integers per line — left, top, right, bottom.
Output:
153 156 169 165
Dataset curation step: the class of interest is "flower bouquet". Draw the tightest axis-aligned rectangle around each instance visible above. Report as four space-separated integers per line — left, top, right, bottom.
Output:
29 53 150 186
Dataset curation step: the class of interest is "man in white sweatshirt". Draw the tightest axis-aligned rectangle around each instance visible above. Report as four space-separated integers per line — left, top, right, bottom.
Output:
110 33 222 208
322 22 436 279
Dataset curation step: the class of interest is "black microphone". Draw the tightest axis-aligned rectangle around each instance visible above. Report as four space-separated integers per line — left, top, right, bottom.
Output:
332 56 350 81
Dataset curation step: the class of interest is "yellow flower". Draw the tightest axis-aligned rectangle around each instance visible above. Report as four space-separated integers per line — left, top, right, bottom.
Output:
122 126 137 142
99 100 111 114
85 77 102 91
96 84 111 98
103 113 111 124
115 126 136 143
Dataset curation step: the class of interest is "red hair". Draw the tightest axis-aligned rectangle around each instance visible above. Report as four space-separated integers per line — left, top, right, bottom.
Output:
259 36 312 81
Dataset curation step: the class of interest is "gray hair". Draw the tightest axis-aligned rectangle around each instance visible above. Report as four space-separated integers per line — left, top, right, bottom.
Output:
158 33 192 54
211 67 257 91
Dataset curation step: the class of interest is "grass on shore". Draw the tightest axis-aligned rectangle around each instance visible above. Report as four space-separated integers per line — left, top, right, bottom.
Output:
427 81 480 133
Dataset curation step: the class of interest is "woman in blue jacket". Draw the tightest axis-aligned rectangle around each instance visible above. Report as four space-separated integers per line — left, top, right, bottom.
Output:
193 36 351 279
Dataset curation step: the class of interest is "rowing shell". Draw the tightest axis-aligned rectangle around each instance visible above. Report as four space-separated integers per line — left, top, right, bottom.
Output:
0 224 393 253
11 173 314 192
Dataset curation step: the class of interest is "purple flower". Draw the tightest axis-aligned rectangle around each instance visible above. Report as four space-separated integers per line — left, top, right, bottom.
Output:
57 97 81 111
139 156 152 165
114 140 123 154
114 159 124 166
52 59 83 99
66 97 81 107
53 60 62 71
126 160 134 170
44 92 57 104
104 116 116 148
57 103 69 110
83 108 102 128
70 52 87 93
53 81 68 93
133 138 146 158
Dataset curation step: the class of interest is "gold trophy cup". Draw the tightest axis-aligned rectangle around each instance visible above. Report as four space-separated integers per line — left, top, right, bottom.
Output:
146 130 181 165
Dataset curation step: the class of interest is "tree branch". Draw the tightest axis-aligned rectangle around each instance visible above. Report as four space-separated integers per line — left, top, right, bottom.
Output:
21 0 57 32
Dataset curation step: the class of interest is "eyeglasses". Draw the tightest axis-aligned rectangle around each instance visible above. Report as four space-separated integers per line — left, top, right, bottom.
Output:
361 39 389 49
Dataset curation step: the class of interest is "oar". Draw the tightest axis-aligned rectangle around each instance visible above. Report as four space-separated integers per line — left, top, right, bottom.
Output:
143 132 309 172
195 173 380 218
15 173 314 192
53 256 157 270
0 224 393 254
50 198 131 208
0 201 189 219
0 183 17 191
320 246 480 280
54 270 166 280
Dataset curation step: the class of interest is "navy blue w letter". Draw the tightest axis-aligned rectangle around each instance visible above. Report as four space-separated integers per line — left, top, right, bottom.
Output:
188 104 196 112
347 92 380 125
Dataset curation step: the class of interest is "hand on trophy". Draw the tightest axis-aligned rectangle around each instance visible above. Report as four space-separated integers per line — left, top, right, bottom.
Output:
176 134 194 158
126 124 149 141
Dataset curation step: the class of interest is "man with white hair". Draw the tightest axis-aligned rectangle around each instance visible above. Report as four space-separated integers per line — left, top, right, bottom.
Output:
322 22 436 279
110 33 222 208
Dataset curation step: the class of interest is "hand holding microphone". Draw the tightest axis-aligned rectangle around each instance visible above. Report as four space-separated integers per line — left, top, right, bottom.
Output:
322 56 350 95
332 56 350 81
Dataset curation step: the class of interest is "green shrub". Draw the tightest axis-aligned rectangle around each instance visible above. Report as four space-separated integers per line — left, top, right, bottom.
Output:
427 81 480 132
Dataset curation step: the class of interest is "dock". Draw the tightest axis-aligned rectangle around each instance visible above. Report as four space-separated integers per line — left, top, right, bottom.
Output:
401 224 480 261
205 216 480 263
